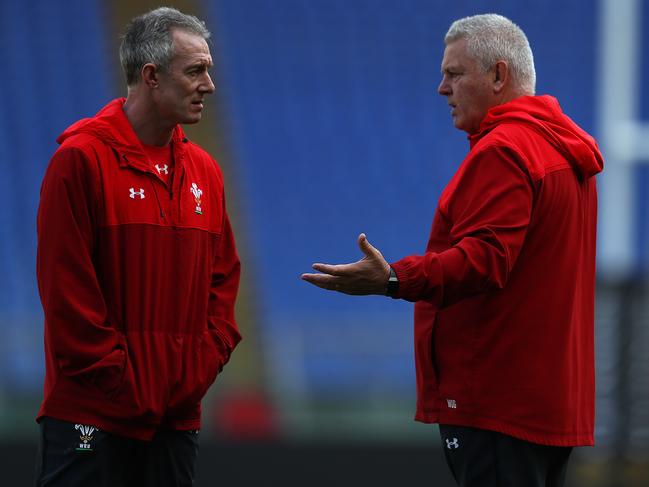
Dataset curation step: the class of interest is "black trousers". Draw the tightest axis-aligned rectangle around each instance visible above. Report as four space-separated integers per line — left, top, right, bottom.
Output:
34 417 200 487
439 424 573 487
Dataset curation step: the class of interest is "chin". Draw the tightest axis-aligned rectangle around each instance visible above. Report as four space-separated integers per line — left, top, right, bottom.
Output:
453 119 473 134
182 114 202 125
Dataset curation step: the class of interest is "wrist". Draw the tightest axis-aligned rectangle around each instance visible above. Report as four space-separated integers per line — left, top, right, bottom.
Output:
385 266 399 298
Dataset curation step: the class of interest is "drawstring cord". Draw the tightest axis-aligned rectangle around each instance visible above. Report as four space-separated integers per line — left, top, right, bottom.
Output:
150 182 164 219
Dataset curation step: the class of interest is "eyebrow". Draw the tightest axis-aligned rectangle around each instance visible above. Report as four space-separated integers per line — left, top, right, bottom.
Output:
441 64 463 74
185 60 213 71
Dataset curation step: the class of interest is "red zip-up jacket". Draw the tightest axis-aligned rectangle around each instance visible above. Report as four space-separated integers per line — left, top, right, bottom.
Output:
391 95 603 446
37 98 241 440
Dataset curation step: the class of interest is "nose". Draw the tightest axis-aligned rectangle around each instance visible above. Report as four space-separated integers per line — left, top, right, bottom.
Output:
200 72 215 94
438 75 450 96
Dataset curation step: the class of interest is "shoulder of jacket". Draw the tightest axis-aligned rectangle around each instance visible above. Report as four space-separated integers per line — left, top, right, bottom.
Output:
51 134 118 181
469 133 526 163
483 123 541 152
182 140 223 173
57 132 112 158
183 139 210 158
464 135 536 184
475 124 557 182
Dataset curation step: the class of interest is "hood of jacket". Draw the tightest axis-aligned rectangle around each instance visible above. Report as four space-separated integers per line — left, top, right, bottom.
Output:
470 95 603 178
56 98 188 172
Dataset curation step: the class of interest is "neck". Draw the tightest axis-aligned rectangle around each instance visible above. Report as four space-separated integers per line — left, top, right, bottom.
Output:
501 85 533 104
488 91 528 113
123 90 174 146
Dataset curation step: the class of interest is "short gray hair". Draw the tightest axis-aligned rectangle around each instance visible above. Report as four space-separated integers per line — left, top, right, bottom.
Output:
445 14 536 94
120 7 211 86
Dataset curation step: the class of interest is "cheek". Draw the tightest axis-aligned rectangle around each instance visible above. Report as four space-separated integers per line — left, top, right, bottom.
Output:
460 86 486 112
455 84 473 105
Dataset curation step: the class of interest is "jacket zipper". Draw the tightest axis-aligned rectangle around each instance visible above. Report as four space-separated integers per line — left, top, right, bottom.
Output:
122 153 167 219
151 183 165 219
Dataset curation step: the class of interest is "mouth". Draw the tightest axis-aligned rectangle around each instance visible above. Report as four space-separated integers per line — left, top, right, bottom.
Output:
191 100 204 110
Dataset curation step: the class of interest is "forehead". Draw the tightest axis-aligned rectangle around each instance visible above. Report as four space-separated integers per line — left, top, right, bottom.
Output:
170 29 212 66
441 38 475 70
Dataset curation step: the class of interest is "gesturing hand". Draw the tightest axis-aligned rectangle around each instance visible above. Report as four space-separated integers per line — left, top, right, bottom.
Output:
301 233 391 295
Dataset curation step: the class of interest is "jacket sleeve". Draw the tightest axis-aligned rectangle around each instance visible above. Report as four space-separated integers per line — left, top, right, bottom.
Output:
206 194 242 369
37 146 126 395
391 145 534 308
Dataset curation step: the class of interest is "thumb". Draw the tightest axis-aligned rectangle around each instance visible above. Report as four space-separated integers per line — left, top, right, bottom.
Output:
358 233 379 258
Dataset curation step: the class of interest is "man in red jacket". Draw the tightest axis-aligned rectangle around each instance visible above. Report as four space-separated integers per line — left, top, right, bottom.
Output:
302 13 602 487
35 7 241 487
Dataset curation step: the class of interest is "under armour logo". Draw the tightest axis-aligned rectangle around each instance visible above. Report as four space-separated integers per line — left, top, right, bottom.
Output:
446 438 459 449
129 188 145 199
155 164 168 175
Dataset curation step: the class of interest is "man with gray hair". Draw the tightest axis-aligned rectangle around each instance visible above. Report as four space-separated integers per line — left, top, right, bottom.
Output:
303 13 602 486
35 7 241 486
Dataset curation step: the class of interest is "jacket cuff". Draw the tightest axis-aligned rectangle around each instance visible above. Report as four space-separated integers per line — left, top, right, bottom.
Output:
390 255 444 307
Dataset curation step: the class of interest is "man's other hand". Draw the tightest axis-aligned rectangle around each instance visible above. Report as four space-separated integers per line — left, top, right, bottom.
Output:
301 233 391 295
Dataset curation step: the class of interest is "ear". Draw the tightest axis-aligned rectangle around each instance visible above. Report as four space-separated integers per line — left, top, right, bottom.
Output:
492 60 508 94
141 63 159 89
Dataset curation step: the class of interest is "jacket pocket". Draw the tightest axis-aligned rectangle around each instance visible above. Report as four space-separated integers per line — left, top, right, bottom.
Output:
195 330 228 398
414 301 439 405
69 335 127 398
169 330 227 410
107 332 174 423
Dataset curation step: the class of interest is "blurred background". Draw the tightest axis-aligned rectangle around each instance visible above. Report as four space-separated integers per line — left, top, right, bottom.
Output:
0 0 647 485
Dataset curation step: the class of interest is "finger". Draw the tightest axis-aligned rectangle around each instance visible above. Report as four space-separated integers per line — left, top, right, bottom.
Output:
357 233 379 258
301 273 340 291
313 262 362 275
301 273 327 288
311 263 339 275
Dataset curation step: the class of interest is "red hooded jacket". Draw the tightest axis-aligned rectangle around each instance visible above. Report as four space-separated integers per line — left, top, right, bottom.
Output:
37 99 241 440
391 95 603 446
